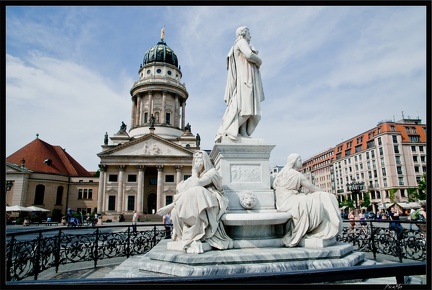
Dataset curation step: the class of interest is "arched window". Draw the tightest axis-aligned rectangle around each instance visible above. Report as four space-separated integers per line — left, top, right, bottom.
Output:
34 184 45 205
56 186 64 205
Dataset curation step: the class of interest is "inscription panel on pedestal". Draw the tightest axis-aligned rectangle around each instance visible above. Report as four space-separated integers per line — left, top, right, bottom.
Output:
231 165 261 183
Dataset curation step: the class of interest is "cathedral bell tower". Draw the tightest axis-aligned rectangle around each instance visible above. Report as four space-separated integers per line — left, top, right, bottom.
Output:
129 28 189 140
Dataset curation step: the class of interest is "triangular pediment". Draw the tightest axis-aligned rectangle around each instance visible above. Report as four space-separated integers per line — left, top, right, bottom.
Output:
6 162 33 174
98 134 194 158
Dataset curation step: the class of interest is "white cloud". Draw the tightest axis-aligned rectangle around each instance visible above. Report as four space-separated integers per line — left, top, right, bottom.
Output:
5 5 427 170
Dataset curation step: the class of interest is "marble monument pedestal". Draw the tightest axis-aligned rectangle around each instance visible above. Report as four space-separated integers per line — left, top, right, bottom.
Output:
106 239 366 278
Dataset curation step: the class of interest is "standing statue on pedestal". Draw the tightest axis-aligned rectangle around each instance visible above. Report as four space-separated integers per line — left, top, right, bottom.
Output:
273 153 342 247
215 26 265 142
157 150 233 253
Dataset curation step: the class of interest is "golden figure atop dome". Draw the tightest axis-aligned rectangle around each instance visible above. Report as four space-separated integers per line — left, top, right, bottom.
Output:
161 25 165 41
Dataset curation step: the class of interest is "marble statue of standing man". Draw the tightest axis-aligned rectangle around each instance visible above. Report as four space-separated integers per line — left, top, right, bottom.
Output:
215 26 265 142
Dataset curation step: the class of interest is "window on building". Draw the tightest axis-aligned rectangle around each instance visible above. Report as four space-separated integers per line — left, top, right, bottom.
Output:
382 168 386 176
394 146 399 154
108 196 115 211
89 189 93 199
165 175 174 182
166 113 171 124
419 146 424 152
395 156 401 164
378 137 382 146
78 189 83 199
34 184 45 205
414 166 419 173
422 166 426 172
55 186 63 205
371 150 375 158
149 177 157 185
398 177 404 185
128 175 137 182
166 195 173 205
366 140 374 149
127 196 135 211
379 147 383 156
184 175 191 180
412 127 417 133
411 146 416 152
366 152 369 159
405 127 410 133
355 145 361 153
413 156 418 163
397 167 402 174
421 156 425 162
345 150 351 156
390 126 395 132
109 174 118 182
392 135 398 143
409 135 419 143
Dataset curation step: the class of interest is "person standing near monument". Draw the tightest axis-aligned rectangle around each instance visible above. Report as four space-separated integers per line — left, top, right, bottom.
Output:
132 210 138 232
215 26 265 142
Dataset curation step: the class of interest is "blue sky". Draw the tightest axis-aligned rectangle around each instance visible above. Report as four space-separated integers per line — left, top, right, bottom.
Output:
5 5 427 171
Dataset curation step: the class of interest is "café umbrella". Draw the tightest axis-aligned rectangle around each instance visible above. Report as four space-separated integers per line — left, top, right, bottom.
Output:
6 205 32 212
25 206 50 212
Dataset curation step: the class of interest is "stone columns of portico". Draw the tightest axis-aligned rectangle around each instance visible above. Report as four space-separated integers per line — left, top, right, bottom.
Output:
138 94 144 125
162 91 166 124
131 96 136 127
175 165 183 187
97 164 107 213
181 102 185 130
175 95 179 127
117 165 126 213
137 165 145 214
149 91 153 116
156 165 164 210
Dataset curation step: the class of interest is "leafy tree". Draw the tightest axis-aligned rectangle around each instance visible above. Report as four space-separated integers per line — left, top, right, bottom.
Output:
361 191 371 209
93 169 100 177
417 173 427 200
406 187 418 202
389 188 398 203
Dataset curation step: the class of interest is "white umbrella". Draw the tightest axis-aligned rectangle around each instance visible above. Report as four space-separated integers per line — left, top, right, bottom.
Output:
6 205 32 212
25 206 50 212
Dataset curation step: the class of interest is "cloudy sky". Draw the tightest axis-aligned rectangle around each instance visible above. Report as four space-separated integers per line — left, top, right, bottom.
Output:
5 4 427 171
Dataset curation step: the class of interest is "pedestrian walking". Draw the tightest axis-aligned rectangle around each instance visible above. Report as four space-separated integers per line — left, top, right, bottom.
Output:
132 210 138 232
163 212 172 239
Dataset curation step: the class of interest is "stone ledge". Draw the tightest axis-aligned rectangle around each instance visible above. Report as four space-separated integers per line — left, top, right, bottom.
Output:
221 211 291 226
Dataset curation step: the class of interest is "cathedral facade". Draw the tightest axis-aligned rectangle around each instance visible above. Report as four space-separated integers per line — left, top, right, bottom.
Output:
97 32 200 220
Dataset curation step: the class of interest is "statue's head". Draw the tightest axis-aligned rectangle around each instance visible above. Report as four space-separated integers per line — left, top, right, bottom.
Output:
236 26 249 39
238 191 257 209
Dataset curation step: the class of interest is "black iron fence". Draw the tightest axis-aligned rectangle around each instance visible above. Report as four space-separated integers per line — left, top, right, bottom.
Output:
337 219 427 262
6 220 427 282
6 224 166 281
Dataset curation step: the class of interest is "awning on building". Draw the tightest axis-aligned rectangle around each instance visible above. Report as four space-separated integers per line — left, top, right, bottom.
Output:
379 202 421 211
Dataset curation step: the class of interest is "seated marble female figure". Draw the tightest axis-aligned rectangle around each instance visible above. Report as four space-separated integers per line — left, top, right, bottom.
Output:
273 153 342 247
157 150 233 253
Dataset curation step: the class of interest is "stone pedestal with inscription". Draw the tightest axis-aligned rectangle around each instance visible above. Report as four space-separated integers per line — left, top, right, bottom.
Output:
210 136 290 245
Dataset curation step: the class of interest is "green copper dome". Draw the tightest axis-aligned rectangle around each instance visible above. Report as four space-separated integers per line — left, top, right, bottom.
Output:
143 40 178 68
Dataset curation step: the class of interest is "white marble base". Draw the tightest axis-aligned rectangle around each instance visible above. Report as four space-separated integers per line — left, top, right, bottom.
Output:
106 239 365 278
299 237 337 248
166 241 213 253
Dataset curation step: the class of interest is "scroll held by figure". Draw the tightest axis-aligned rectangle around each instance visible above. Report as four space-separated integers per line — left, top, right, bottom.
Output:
157 150 233 254
273 153 343 247
215 26 265 142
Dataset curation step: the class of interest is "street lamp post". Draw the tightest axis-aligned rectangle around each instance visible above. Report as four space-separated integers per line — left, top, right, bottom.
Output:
346 179 365 210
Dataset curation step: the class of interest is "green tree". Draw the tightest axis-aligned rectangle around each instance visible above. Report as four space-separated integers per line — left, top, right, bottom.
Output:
389 188 398 203
406 187 418 202
93 169 100 177
417 173 427 200
361 191 371 209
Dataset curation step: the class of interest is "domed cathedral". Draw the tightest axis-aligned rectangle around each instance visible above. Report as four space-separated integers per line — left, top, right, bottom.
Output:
97 28 200 221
